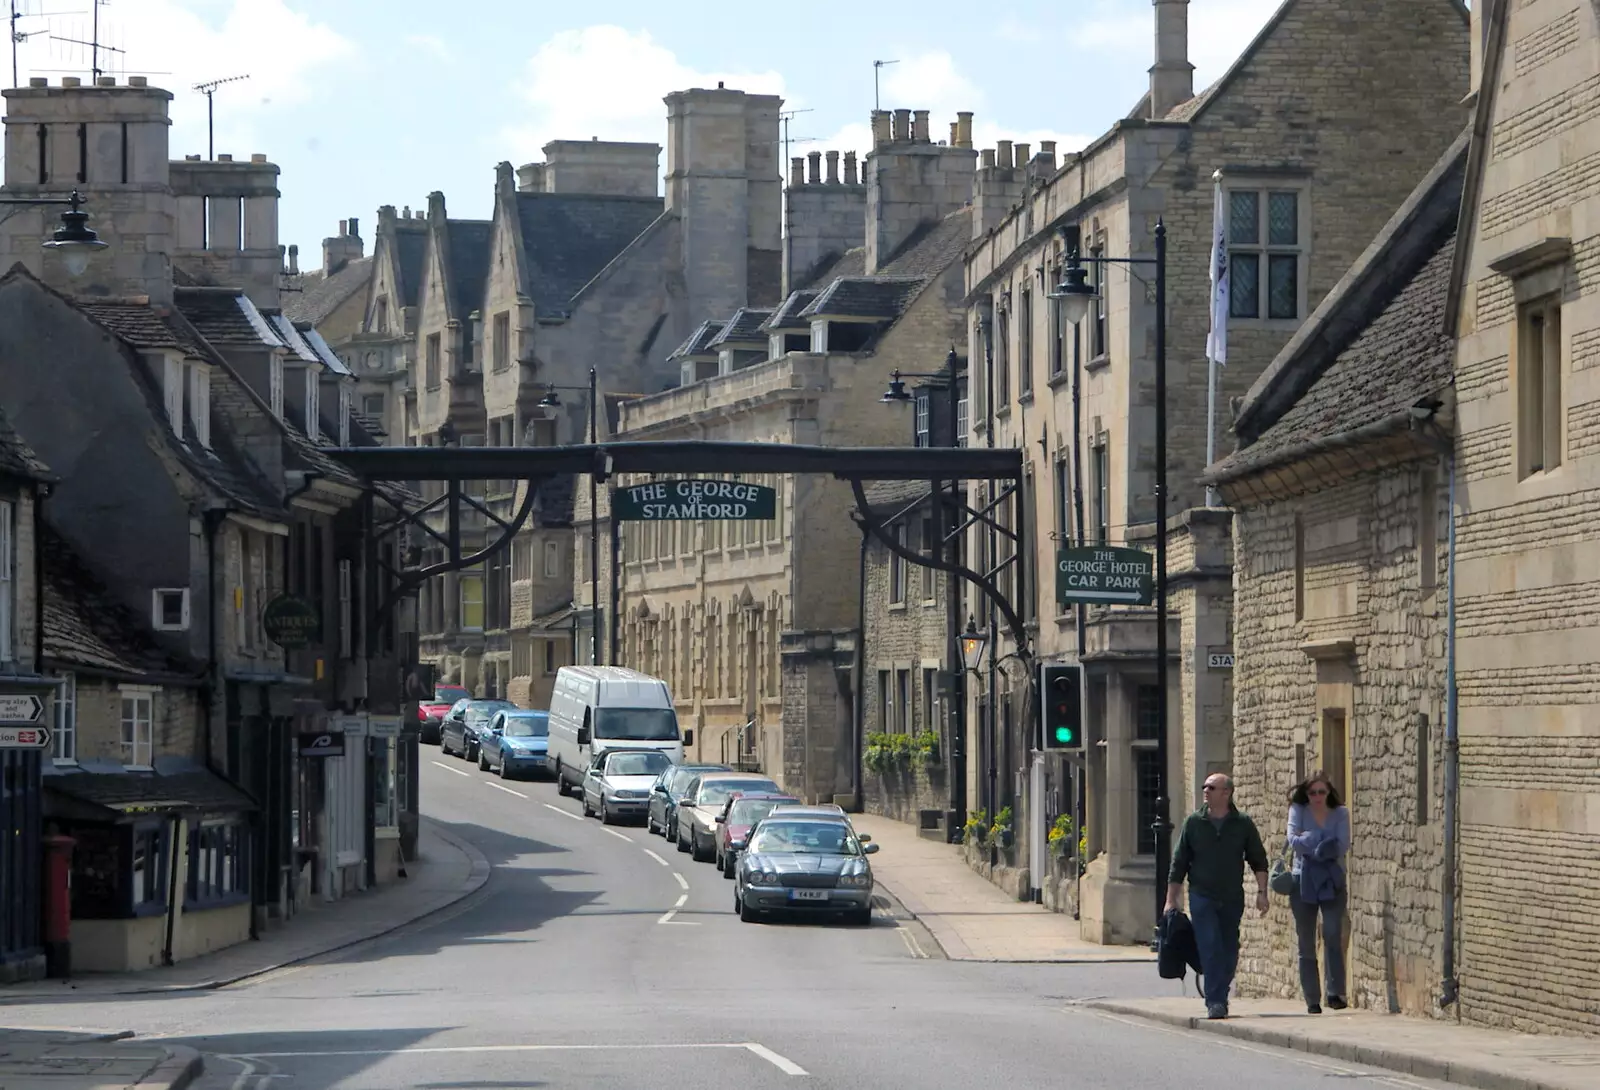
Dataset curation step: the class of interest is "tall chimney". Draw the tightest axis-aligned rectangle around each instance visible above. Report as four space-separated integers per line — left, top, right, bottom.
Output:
825 150 839 184
807 150 822 184
955 112 974 149
1150 0 1195 118
912 110 930 143
843 151 858 185
790 157 805 186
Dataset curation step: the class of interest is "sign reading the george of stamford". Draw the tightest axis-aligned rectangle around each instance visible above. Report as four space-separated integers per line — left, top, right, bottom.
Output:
612 479 776 521
1056 546 1155 606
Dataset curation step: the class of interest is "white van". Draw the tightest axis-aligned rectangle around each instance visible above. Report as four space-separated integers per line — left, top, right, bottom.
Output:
546 666 691 794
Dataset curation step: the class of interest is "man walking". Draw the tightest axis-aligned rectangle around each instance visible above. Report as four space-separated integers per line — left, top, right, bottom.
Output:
1165 773 1269 1019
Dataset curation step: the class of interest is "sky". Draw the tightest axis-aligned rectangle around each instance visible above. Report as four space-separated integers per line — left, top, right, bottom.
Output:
6 0 1285 266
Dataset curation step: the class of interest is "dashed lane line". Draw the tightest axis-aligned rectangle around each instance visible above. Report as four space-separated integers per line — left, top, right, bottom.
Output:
658 893 689 924
602 827 632 842
485 782 527 798
673 871 690 891
542 803 584 821
430 761 471 778
223 1042 808 1076
643 849 670 867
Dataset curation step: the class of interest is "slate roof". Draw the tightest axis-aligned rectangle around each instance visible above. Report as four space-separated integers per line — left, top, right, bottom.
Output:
40 521 200 681
863 480 931 513
447 219 493 318
45 767 256 816
0 402 50 481
668 319 729 360
1207 133 1467 485
708 308 773 347
877 207 973 277
174 288 287 349
394 228 429 308
75 302 212 357
283 256 373 326
797 247 866 291
529 605 576 631
800 276 926 320
762 291 818 332
514 193 665 316
297 325 353 376
263 311 321 364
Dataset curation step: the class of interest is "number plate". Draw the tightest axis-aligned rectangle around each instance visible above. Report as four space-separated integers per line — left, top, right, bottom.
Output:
789 888 829 902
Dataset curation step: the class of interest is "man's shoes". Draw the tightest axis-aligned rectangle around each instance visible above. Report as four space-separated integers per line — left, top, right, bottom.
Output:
1307 1003 1322 1014
1327 996 1347 1010
1206 1004 1228 1020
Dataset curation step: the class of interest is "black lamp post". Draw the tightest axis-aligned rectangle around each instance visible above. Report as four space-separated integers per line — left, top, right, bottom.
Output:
1 190 109 277
539 367 600 664
1052 222 1171 930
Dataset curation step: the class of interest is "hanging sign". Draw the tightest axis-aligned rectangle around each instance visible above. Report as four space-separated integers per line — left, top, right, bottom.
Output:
611 479 776 521
298 731 346 758
263 594 322 650
1056 546 1155 606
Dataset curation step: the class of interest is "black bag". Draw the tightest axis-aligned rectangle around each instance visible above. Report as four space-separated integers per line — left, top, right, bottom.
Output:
1156 909 1205 996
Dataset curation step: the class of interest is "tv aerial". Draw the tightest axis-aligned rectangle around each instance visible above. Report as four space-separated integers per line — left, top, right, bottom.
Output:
193 73 249 160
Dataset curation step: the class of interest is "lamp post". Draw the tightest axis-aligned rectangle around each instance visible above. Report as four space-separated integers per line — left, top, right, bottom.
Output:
0 191 109 277
882 349 970 839
1051 222 1171 930
538 368 600 664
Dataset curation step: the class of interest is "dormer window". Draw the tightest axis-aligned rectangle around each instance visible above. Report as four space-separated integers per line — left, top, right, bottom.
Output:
269 356 284 418
187 363 211 449
338 382 352 447
161 353 184 436
305 366 320 441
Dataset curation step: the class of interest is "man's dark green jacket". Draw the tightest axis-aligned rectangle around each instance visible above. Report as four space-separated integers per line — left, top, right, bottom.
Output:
1168 804 1269 904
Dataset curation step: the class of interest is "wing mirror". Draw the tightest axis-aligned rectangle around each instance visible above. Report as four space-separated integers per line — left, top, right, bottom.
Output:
858 833 872 843
577 726 590 745
682 729 694 747
863 843 880 855
714 814 725 824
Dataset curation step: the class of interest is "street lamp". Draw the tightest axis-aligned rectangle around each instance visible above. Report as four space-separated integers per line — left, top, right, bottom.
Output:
2 191 108 277
540 368 601 664
959 616 988 673
1051 222 1171 931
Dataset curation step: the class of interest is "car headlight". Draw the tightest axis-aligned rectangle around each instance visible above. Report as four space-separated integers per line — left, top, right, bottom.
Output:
838 871 872 889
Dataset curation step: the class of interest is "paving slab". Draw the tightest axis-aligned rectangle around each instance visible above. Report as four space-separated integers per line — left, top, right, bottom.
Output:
0 818 488 1000
1089 996 1600 1090
0 1029 202 1090
852 813 1154 963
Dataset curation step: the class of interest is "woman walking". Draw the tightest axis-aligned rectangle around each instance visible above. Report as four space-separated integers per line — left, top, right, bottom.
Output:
1287 771 1349 1013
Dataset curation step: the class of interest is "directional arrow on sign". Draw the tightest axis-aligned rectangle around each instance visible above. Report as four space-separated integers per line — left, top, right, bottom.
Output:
0 725 51 749
0 694 44 723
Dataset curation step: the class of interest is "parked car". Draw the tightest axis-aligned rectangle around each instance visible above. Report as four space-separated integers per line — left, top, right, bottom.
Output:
442 699 516 761
647 763 730 839
419 685 472 745
546 666 691 795
581 748 675 824
714 792 798 877
676 772 781 862
481 709 551 778
766 803 871 840
735 815 878 925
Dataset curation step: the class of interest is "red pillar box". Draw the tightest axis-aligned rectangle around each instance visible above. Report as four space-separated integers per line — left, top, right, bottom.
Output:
41 833 74 978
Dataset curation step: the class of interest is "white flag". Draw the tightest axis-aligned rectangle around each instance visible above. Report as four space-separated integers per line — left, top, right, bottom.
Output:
1206 173 1229 367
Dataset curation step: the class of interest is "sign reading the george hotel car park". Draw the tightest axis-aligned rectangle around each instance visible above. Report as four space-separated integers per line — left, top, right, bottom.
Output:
612 479 776 521
1056 546 1155 606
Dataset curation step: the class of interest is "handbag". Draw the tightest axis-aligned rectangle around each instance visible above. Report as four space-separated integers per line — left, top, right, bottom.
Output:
1269 839 1297 896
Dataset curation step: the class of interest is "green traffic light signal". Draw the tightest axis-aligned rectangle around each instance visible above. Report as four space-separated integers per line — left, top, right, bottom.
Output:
1053 724 1075 744
1041 664 1083 751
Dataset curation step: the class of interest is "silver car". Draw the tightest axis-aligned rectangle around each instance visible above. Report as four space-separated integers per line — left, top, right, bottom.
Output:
734 815 879 926
581 748 674 824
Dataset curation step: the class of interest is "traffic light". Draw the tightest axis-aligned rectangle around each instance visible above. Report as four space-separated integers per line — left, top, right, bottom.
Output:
1040 663 1083 751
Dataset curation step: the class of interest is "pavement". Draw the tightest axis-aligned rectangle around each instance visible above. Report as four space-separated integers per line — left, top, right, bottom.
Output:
849 812 1155 963
0 1027 201 1090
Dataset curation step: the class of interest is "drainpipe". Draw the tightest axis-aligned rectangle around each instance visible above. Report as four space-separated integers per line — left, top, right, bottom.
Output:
160 809 183 966
853 525 867 810
32 480 48 672
1440 449 1459 1008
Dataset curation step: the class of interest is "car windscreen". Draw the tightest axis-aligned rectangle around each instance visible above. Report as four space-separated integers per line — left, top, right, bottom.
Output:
465 701 515 725
729 798 789 825
436 687 470 704
698 778 777 806
502 715 548 738
605 751 671 777
593 707 679 742
748 820 859 856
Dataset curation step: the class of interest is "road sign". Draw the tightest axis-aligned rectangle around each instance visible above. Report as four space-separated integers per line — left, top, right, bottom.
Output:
0 694 44 723
1208 653 1234 669
1056 546 1154 606
0 725 51 749
611 479 776 521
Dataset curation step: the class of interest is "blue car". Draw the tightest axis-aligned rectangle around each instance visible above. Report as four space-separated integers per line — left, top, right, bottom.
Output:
482 709 550 779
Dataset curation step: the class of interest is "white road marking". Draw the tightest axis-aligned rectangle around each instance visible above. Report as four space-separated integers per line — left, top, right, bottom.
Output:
657 893 689 924
602 828 632 842
673 872 690 890
897 924 927 959
543 803 583 821
744 1042 809 1076
643 849 669 866
228 1059 257 1090
430 761 471 778
673 894 688 908
485 782 527 798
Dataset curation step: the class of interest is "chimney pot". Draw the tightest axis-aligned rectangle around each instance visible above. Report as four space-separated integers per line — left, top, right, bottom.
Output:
807 150 822 184
870 110 892 148
96 76 114 87
912 110 930 143
217 153 233 162
403 205 411 219
892 108 911 142
338 219 348 236
950 122 959 145
251 153 267 163
287 244 299 275
981 148 996 168
996 140 1013 169
825 150 840 184
349 216 359 238
1040 140 1057 157
128 76 147 87
956 112 974 148
790 156 805 187
185 154 200 161
843 151 858 185
1015 143 1031 166
61 77 80 88
27 77 45 87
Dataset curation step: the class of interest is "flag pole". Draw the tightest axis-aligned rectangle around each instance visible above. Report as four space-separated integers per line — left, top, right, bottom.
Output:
1204 168 1225 508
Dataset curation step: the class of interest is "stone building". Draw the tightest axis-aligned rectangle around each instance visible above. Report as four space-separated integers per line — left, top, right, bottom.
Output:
958 0 1469 944
587 105 977 803
1204 136 1464 1021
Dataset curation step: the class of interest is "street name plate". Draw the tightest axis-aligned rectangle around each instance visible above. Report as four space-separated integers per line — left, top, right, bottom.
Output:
0 725 51 749
612 479 776 521
0 694 44 723
368 715 402 738
1056 546 1154 606
1208 653 1234 669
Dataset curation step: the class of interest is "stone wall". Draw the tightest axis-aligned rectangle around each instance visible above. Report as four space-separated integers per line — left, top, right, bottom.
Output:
862 760 948 825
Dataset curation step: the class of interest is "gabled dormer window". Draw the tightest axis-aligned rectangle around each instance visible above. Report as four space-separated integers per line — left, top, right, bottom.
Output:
269 356 284 418
187 363 211 449
161 353 184 436
305 366 320 441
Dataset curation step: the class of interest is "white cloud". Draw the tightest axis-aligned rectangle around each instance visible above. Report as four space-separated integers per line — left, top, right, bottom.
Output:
503 26 786 160
405 34 455 65
16 0 351 159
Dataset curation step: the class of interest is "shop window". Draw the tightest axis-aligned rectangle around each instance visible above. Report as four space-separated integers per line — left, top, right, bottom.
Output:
185 820 249 908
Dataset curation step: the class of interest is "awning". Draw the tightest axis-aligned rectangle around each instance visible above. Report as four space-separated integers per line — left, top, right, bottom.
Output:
43 767 257 823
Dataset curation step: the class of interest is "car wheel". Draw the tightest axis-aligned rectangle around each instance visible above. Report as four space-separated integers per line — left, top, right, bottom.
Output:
691 831 711 863
851 906 873 927
581 792 594 817
676 825 690 853
477 748 490 771
555 765 568 795
722 854 735 880
496 756 508 778
599 800 612 825
646 811 658 835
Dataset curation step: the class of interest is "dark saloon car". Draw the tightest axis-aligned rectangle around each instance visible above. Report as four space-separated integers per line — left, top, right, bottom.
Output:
481 709 550 778
646 762 730 839
442 699 515 761
735 816 878 926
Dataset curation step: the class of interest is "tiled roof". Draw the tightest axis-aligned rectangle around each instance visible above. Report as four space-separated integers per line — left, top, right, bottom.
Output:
174 288 287 348
283 256 372 326
515 193 664 316
800 276 926 320
395 228 429 308
0 402 50 481
44 767 256 815
863 480 931 513
263 311 321 363
800 247 866 290
297 325 353 376
878 207 973 277
76 302 212 357
668 319 729 360
762 291 818 332
40 521 201 681
447 219 493 318
196 368 294 515
529 604 576 631
708 308 773 347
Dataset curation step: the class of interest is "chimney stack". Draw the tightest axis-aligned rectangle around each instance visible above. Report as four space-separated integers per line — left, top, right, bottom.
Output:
843 151 858 185
912 110 930 143
864 104 978 272
1150 0 1195 118
871 111 892 147
1015 144 1030 167
321 215 364 275
790 157 805 186
955 112 974 148
808 150 822 184
516 162 546 192
996 140 1013 169
825 150 839 184
892 108 911 142
286 244 299 276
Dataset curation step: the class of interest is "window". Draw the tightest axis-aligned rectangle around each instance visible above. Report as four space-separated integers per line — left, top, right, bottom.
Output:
459 573 484 631
120 689 154 767
493 312 511 371
152 588 190 631
185 821 248 907
1018 288 1033 397
889 523 908 604
922 667 938 734
1415 712 1431 827
187 363 211 447
374 738 398 830
269 356 284 418
1135 748 1161 854
338 559 352 659
0 499 11 662
162 354 184 434
130 824 167 913
338 382 351 447
1517 295 1563 477
1090 238 1107 358
914 391 931 447
955 380 969 447
425 333 442 388
995 301 1011 406
878 669 890 730
1054 457 1070 546
896 669 911 733
52 673 75 762
921 515 937 600
1228 188 1303 320
1022 470 1037 623
362 393 385 416
1135 684 1160 741
543 540 560 578
1090 438 1109 545
1050 272 1065 376
544 640 557 675
304 367 320 442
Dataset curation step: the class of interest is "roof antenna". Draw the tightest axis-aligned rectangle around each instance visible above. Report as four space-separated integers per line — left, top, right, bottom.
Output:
193 73 249 160
48 0 120 83
10 1 86 88
872 59 899 112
